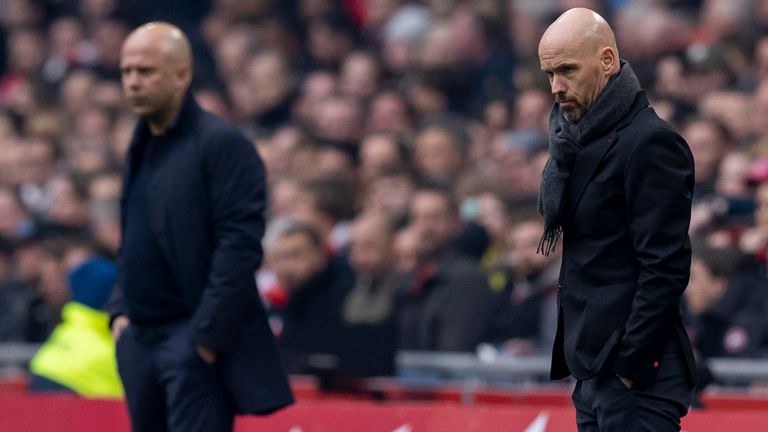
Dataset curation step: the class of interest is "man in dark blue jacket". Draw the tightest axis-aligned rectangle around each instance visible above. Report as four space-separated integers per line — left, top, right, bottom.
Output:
108 22 293 432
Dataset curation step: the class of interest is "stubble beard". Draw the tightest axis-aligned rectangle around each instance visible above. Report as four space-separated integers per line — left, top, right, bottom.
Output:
562 107 583 123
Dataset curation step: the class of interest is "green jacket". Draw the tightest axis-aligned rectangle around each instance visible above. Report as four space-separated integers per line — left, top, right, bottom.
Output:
30 302 123 398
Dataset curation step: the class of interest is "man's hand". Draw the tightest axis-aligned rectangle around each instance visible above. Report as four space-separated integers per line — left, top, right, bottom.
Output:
196 345 217 364
618 375 635 389
112 316 131 340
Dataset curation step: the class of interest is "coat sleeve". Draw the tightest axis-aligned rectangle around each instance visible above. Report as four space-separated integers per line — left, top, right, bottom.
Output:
614 128 694 386
105 257 127 327
191 126 268 353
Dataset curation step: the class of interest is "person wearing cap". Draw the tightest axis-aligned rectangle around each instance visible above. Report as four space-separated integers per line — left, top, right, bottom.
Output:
28 258 123 397
537 8 696 431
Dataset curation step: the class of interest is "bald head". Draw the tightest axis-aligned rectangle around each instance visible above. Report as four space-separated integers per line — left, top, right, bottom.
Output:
540 8 618 63
120 22 193 133
124 22 192 70
538 8 620 122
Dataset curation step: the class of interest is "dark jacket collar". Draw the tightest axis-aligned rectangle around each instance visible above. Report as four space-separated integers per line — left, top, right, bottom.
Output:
615 91 650 133
131 93 201 145
563 90 651 224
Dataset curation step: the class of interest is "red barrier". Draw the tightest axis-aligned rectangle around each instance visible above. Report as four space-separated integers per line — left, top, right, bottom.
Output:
2 394 768 432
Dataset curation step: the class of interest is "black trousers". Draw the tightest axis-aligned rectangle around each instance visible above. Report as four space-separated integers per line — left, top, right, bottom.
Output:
116 320 234 432
572 342 694 432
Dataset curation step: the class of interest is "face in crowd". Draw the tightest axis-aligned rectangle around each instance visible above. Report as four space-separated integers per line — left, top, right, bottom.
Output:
348 213 394 278
269 227 327 293
408 189 459 259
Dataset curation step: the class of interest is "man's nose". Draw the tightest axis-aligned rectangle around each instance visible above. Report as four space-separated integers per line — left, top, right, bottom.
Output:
550 76 566 96
123 71 139 89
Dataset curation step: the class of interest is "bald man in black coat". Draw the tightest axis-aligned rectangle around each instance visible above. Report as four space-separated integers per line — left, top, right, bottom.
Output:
538 8 696 432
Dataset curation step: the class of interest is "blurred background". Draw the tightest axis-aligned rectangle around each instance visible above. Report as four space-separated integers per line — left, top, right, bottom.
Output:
1 0 768 410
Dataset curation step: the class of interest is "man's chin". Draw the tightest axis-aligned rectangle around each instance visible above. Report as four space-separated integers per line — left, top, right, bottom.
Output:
128 107 146 116
562 109 582 123
128 104 152 117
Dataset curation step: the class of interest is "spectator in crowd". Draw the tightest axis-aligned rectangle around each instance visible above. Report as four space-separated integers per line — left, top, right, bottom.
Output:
364 165 417 225
39 175 90 236
89 18 130 80
489 130 546 202
211 24 260 84
305 9 359 71
752 79 768 140
698 90 751 143
393 224 421 274
291 178 357 254
312 143 358 182
243 48 297 133
482 212 560 356
358 132 409 184
339 50 381 103
415 20 467 115
398 184 499 352
292 70 338 124
86 170 122 257
413 119 469 184
448 4 515 119
0 239 27 341
0 187 34 242
685 240 768 359
341 211 401 376
682 116 731 201
740 175 768 261
28 257 123 398
267 221 353 373
269 176 308 219
17 138 59 218
512 88 550 132
365 89 414 136
690 150 755 236
380 3 431 76
466 189 511 266
311 94 365 149
23 238 74 342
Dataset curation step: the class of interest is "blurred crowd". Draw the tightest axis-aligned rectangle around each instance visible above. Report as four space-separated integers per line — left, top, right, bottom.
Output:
1 0 768 388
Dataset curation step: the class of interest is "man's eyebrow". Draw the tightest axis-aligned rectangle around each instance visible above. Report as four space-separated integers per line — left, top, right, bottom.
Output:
541 62 579 73
551 62 578 72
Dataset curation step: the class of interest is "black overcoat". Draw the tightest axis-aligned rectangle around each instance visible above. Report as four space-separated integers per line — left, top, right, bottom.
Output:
551 91 697 388
110 97 294 414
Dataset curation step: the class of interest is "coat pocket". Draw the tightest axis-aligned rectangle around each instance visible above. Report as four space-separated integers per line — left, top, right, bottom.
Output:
565 281 635 368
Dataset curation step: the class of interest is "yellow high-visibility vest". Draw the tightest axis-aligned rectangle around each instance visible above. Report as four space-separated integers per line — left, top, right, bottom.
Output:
30 302 123 398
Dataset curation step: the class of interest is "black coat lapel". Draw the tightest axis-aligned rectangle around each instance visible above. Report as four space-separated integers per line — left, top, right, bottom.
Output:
565 92 650 221
565 133 617 221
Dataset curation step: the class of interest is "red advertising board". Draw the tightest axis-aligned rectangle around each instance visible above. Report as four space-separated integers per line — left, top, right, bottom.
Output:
243 401 768 432
1 394 767 431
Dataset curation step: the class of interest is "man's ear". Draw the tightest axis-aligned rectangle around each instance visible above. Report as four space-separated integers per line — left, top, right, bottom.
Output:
177 65 192 88
600 47 616 73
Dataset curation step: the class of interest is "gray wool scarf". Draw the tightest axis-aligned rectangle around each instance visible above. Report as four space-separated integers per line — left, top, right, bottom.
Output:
537 60 642 256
